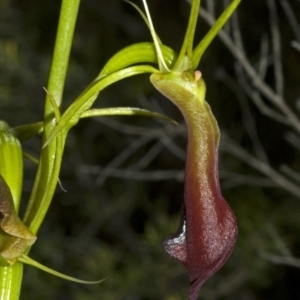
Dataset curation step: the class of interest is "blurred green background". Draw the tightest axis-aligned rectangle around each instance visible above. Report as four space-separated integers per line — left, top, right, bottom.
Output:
1 0 300 299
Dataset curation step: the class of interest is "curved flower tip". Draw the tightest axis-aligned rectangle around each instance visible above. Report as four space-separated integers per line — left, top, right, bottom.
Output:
151 71 237 300
163 201 237 300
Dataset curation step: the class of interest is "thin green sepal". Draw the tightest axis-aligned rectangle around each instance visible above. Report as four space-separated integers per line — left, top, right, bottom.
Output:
18 254 105 285
81 107 178 125
141 0 170 72
125 1 151 33
13 122 43 142
172 0 201 71
192 0 242 68
23 152 39 165
43 65 158 148
99 43 177 78
44 88 61 122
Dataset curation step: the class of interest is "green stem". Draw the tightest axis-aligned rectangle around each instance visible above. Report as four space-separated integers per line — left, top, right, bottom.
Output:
23 0 81 234
45 0 81 111
0 263 23 300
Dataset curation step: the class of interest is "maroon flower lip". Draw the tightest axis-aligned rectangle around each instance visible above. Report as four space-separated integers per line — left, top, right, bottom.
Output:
151 71 238 300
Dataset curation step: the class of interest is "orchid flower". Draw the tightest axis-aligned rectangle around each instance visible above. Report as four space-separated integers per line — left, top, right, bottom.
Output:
0 0 241 298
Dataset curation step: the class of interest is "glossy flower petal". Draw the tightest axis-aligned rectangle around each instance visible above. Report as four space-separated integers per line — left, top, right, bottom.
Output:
151 71 237 300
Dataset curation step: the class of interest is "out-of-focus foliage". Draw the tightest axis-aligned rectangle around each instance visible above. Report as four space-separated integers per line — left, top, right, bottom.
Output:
1 0 300 299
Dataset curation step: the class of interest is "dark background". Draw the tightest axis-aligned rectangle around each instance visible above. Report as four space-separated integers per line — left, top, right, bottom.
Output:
1 0 300 299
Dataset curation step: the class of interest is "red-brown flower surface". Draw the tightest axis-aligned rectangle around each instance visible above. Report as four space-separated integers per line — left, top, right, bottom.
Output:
151 70 237 300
